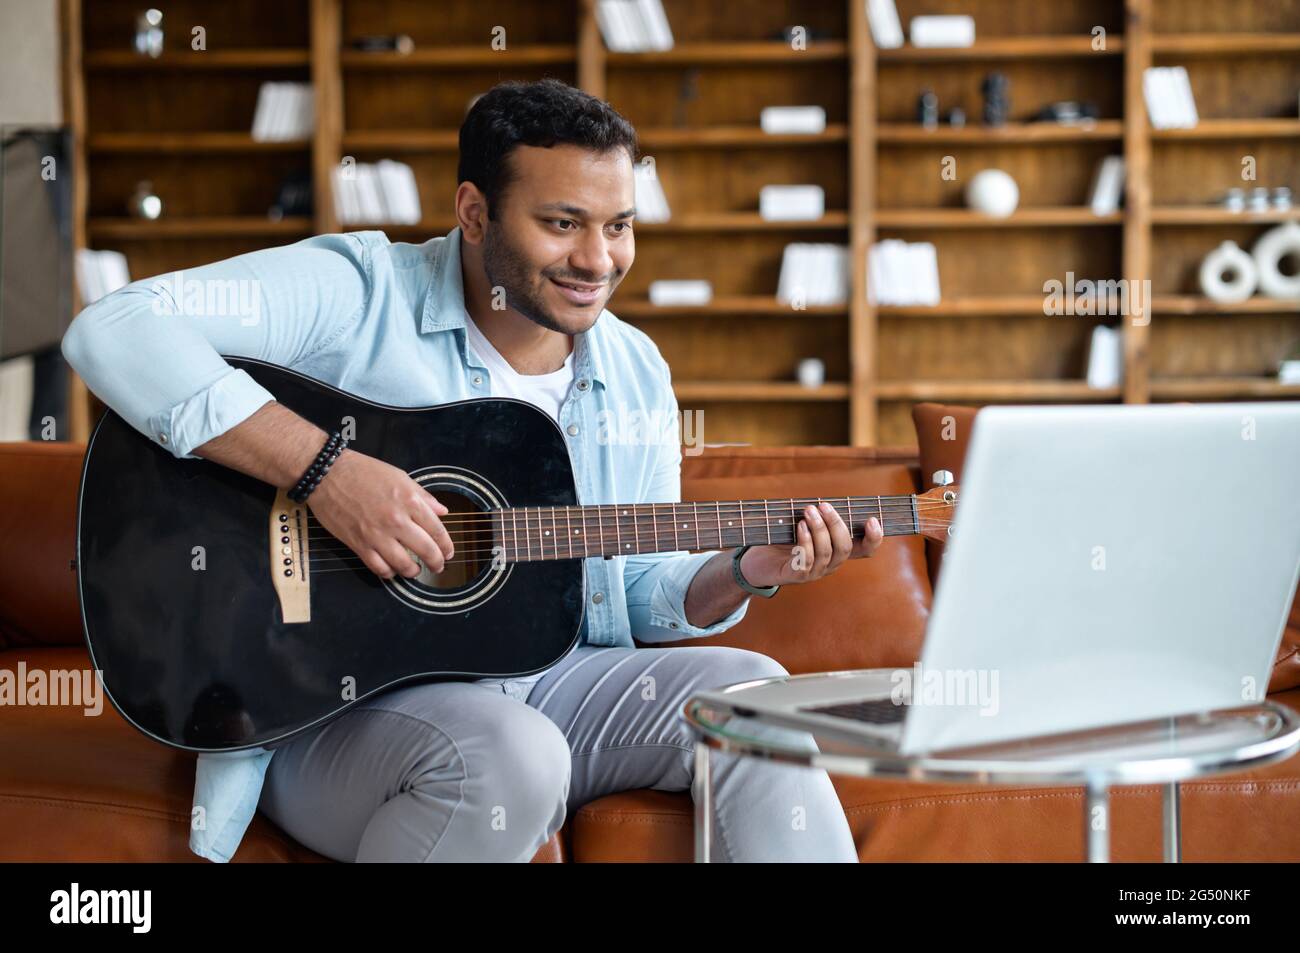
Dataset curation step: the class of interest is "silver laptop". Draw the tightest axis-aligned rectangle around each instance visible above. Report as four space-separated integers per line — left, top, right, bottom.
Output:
696 403 1300 755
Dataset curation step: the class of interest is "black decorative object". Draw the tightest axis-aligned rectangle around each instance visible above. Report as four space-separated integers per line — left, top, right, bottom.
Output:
268 171 314 221
981 72 1010 126
917 88 940 129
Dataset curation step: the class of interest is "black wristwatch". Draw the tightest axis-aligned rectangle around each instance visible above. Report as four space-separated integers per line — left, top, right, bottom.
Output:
731 545 780 598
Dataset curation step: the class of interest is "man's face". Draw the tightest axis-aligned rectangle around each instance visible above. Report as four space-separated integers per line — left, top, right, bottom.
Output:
479 143 635 335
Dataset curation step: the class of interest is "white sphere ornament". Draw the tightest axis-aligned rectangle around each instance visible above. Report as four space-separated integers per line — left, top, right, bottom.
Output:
1199 240 1258 303
965 169 1020 217
1251 222 1300 300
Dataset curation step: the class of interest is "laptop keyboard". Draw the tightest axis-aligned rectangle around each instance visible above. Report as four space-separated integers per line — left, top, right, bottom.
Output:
800 697 908 725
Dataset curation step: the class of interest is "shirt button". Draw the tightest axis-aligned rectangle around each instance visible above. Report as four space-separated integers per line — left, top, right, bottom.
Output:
669 622 679 629
567 423 579 436
577 379 589 391
472 375 482 386
158 433 168 444
592 592 603 604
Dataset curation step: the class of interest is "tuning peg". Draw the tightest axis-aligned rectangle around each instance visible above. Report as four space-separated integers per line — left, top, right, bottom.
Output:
932 469 954 487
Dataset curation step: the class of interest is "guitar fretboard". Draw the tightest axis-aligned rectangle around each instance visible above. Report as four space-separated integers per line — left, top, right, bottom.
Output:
493 495 919 562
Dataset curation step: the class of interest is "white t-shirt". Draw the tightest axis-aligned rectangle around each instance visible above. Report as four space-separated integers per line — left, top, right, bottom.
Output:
464 313 576 701
463 314 574 422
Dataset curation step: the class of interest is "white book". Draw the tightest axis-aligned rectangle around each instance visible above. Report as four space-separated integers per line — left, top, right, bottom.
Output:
759 184 824 221
1088 155 1125 215
909 15 975 48
266 83 290 140
292 84 315 139
636 0 674 50
649 279 711 306
1142 68 1169 128
99 250 131 297
1086 325 1123 388
354 164 385 222
377 160 422 224
760 106 826 135
251 82 274 140
75 250 105 305
633 162 671 222
911 242 940 306
866 0 904 49
331 165 359 223
594 2 625 51
1171 65 1198 127
777 244 803 303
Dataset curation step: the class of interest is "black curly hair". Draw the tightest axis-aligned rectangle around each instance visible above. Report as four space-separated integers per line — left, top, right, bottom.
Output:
458 78 639 221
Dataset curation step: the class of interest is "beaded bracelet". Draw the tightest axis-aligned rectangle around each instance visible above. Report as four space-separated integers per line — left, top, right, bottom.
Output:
288 430 347 503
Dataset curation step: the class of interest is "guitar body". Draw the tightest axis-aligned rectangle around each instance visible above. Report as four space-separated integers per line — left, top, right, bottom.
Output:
76 357 585 753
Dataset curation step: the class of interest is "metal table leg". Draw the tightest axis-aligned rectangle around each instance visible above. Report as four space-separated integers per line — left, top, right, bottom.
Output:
694 740 711 863
1085 779 1109 863
1162 781 1181 862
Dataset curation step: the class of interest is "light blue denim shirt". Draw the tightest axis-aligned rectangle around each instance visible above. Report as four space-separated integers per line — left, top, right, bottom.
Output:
61 224 751 862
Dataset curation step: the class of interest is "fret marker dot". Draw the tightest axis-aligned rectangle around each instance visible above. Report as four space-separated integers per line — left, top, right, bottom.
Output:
574 530 581 535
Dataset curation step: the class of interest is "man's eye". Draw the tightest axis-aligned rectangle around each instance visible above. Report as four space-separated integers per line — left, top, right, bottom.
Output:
609 222 632 234
552 219 575 230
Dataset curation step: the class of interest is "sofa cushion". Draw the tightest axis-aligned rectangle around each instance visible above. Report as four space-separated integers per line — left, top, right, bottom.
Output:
651 465 933 676
0 442 84 650
0 645 564 862
571 687 1300 862
911 402 1300 694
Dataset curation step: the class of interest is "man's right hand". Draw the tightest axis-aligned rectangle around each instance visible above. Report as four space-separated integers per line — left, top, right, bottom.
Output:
307 449 455 579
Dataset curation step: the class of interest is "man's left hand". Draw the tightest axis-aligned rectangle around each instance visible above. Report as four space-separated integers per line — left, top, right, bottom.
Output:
738 501 885 588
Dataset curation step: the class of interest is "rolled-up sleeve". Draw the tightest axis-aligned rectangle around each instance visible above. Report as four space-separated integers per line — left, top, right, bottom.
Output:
622 368 750 642
61 233 372 459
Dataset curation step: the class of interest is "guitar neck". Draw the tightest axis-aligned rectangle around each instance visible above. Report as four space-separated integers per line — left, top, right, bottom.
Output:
494 495 921 562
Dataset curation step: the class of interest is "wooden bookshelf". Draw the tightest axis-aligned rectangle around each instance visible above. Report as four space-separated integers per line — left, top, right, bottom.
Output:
60 0 1300 446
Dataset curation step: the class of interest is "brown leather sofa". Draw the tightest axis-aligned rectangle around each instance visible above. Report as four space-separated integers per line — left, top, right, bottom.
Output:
2 402 1298 862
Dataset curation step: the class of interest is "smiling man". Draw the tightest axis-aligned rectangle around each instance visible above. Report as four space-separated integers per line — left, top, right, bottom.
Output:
62 79 879 863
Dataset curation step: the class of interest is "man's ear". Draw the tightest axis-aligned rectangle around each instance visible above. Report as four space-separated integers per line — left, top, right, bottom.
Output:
455 183 490 243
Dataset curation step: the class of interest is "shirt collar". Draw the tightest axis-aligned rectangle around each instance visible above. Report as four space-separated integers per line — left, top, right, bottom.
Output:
421 224 607 389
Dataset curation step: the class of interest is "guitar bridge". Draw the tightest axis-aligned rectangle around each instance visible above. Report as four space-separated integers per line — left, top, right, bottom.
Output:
269 488 312 623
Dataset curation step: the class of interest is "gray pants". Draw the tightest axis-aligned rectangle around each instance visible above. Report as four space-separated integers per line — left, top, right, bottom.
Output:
257 644 858 862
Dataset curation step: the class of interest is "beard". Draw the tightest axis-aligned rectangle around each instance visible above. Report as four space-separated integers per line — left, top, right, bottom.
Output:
480 221 611 334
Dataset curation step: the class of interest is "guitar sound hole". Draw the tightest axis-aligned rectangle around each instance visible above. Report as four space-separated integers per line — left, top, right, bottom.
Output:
410 489 496 591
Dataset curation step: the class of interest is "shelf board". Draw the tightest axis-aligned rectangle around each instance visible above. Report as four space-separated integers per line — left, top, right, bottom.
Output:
84 50 310 69
635 212 849 232
1152 296 1300 315
878 37 1123 61
1150 119 1300 140
878 120 1123 144
1150 377 1300 399
1151 207 1300 225
606 41 848 65
636 125 848 148
89 132 309 153
341 130 460 151
88 217 313 238
875 380 1121 400
614 295 846 317
1151 33 1300 56
340 45 575 69
877 207 1122 228
878 296 1052 316
674 381 850 401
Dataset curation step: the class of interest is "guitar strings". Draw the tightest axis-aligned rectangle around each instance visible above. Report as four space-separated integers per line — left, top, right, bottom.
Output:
299 517 955 568
299 498 958 531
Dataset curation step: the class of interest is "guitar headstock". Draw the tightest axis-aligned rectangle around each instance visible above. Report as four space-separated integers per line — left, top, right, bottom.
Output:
915 470 959 544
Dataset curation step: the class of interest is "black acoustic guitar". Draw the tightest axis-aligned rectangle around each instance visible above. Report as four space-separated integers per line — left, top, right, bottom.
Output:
75 357 958 752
